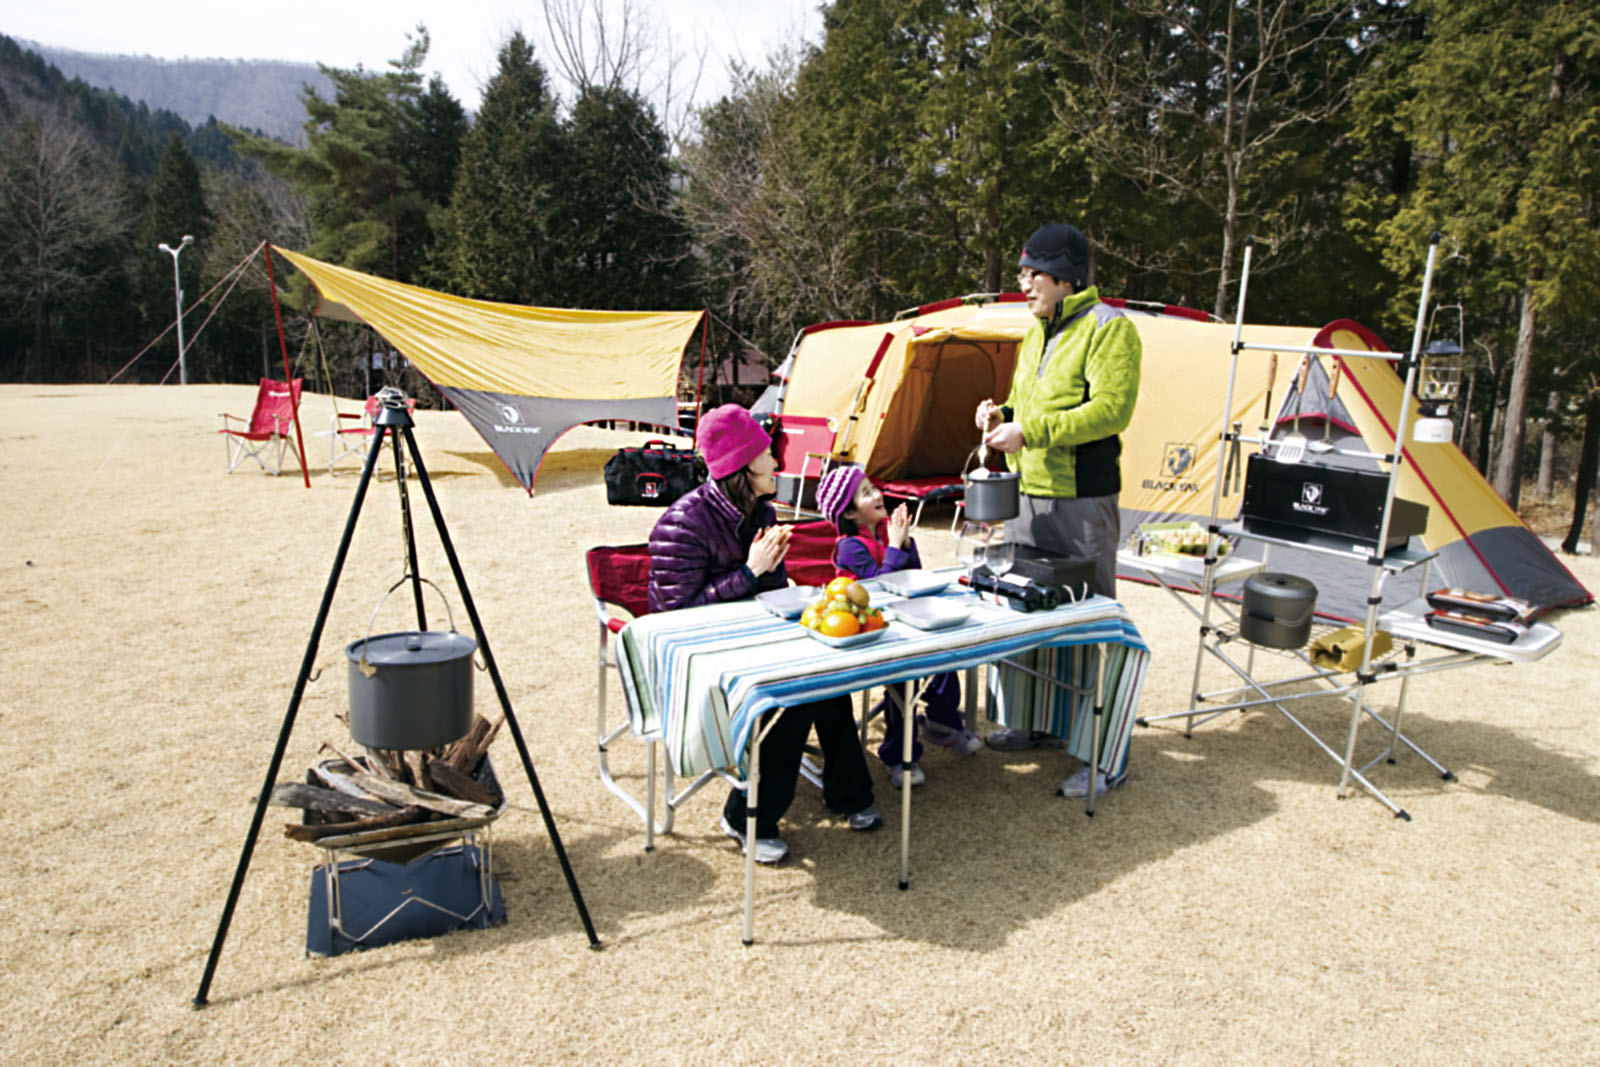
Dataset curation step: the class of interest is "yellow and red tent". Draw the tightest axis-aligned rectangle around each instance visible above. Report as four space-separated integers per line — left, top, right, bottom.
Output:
777 296 1588 617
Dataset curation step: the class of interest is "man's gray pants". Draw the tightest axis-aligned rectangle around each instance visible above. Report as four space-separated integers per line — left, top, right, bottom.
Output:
1005 493 1121 600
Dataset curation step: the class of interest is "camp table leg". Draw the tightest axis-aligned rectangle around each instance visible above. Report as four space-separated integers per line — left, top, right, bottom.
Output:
899 678 915 891
645 741 658 851
743 710 784 945
1084 643 1106 818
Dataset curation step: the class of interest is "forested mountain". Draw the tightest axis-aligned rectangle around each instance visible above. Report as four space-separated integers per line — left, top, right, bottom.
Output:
17 40 329 145
0 34 284 386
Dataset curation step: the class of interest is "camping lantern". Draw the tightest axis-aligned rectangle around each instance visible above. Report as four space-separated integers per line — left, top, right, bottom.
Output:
1414 337 1461 444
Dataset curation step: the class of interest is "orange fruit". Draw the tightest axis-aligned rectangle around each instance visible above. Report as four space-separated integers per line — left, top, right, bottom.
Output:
819 611 861 638
825 576 854 598
861 612 886 632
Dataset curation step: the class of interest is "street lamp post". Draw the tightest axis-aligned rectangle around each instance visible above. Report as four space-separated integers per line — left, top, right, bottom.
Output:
158 235 194 384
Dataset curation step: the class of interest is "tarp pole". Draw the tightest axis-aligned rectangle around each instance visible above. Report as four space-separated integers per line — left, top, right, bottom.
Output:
264 244 312 489
693 312 708 448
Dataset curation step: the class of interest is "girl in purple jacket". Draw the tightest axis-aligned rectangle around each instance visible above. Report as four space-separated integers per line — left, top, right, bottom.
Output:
648 405 881 865
815 466 982 789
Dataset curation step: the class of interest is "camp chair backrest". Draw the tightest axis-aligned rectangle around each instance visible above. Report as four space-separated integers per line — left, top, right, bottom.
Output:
587 544 653 622
772 415 837 478
781 520 840 587
249 378 302 434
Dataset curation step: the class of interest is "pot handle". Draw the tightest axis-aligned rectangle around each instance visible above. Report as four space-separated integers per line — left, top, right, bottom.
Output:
360 575 460 652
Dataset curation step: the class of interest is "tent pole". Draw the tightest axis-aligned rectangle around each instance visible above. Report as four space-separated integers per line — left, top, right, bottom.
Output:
264 244 312 489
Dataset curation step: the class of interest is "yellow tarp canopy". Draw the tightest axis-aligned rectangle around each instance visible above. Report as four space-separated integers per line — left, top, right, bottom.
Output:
272 247 705 492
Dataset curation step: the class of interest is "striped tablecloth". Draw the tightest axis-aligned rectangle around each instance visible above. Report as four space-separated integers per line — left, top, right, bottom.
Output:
616 588 1151 780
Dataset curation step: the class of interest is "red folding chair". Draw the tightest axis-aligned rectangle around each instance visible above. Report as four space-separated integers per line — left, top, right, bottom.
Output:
325 393 416 475
878 474 967 530
771 415 839 519
218 377 303 475
588 543 678 839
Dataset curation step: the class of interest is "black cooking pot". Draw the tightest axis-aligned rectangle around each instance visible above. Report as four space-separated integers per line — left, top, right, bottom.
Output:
347 578 476 750
963 448 1020 523
1239 572 1318 650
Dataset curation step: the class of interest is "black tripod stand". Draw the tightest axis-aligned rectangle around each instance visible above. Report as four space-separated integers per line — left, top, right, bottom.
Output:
194 391 600 1007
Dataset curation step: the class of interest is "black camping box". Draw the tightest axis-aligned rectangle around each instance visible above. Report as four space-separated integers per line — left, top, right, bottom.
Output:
1240 455 1428 553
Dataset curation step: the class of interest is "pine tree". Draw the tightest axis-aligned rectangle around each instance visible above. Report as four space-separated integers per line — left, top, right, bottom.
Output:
228 27 437 285
1382 0 1600 504
447 33 563 303
555 85 690 310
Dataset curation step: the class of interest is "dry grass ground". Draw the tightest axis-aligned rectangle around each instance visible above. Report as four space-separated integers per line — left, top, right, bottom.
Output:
3 384 1598 1064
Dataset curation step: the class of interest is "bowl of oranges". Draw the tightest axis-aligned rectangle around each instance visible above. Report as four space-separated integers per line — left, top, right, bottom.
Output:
798 576 890 648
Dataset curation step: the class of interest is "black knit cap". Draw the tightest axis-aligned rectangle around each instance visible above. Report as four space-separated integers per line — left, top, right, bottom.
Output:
1019 223 1089 289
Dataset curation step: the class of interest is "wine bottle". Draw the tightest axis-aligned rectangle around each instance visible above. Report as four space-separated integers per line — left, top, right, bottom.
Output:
962 570 1060 612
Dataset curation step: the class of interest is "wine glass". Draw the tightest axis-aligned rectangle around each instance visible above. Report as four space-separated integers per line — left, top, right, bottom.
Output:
955 521 989 583
984 538 1014 582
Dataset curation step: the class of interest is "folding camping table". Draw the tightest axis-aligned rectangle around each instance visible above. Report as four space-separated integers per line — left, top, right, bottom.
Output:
1121 236 1567 822
1123 535 1563 819
614 584 1150 942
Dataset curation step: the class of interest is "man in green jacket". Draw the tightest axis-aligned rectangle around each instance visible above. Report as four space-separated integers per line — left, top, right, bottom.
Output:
977 222 1141 596
976 222 1142 792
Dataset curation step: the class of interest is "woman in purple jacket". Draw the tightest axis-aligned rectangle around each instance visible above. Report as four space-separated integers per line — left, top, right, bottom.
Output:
648 404 881 864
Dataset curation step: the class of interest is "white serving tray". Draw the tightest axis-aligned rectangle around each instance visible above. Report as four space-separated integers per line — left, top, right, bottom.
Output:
886 598 972 631
756 585 820 619
874 570 953 598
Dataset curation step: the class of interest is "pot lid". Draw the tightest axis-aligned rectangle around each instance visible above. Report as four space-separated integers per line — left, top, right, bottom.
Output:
348 630 477 666
968 468 1017 480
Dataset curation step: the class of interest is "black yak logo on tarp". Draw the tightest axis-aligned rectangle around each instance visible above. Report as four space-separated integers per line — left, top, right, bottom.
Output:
1143 442 1201 493
492 402 542 436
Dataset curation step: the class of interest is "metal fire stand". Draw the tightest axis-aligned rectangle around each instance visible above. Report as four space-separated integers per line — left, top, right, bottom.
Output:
194 389 600 1007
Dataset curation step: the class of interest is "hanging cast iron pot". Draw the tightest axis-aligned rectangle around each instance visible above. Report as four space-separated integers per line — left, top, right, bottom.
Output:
346 577 476 751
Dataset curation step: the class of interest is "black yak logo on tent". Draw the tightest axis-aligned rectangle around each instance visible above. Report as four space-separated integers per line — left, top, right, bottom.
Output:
1163 444 1195 476
1143 443 1200 493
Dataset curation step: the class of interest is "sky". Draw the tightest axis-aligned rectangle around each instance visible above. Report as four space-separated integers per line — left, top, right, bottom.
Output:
6 0 821 113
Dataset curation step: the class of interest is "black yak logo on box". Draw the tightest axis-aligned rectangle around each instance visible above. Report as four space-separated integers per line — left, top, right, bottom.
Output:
1293 479 1329 516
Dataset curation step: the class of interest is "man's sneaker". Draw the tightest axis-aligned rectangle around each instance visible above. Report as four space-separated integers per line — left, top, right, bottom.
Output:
888 763 925 789
719 815 789 863
1056 766 1126 799
847 804 884 831
984 728 1067 752
927 724 983 757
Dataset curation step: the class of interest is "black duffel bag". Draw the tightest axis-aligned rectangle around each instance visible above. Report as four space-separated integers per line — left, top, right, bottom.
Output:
604 438 706 507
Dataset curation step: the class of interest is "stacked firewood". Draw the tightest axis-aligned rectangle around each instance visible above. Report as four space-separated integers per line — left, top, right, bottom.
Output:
272 713 505 842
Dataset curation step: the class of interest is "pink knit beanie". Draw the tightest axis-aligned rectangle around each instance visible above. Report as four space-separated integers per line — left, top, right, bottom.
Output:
697 404 773 480
816 465 866 531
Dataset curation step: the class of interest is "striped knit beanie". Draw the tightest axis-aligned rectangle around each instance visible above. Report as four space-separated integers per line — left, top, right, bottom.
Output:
816 465 866 531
